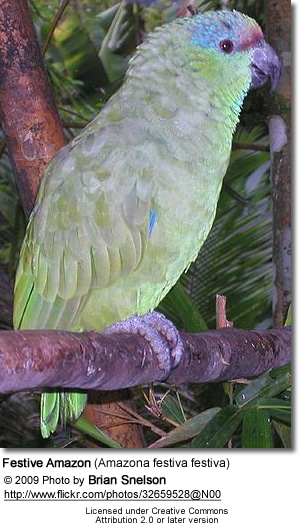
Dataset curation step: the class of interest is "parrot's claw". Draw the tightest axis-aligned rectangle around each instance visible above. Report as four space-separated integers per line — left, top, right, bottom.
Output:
139 312 184 368
103 312 184 376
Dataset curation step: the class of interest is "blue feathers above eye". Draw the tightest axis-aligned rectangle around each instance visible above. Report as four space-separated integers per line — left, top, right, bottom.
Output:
148 210 157 238
188 10 250 54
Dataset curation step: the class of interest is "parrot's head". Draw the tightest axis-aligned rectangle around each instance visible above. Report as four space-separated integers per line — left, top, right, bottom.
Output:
188 9 281 94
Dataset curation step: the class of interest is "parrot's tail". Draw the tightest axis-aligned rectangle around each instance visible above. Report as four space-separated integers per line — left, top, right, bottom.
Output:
40 391 87 438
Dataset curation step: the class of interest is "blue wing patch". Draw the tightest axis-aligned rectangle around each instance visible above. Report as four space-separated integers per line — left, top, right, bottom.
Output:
148 210 157 238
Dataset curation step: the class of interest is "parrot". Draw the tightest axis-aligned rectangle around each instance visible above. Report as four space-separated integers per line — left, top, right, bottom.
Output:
13 9 281 438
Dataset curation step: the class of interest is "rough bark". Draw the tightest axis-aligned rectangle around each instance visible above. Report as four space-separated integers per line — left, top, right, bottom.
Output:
0 0 66 217
0 327 291 394
265 0 291 326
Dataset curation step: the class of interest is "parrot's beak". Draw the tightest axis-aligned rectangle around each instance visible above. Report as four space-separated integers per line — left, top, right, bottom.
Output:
250 40 281 92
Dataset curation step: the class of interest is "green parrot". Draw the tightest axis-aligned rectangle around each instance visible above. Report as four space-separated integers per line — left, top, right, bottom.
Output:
13 9 281 438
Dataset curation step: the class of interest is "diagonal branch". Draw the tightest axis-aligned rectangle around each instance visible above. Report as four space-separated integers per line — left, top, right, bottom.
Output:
0 327 291 394
0 0 67 217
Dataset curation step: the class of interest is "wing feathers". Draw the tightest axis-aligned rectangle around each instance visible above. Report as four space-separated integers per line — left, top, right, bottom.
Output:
90 244 111 288
14 119 156 330
60 252 78 300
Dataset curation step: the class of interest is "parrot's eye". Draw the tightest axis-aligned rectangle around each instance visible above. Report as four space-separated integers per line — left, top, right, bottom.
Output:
219 39 234 53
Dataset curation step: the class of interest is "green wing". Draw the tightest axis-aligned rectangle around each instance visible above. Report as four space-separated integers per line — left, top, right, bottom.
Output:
14 123 154 332
14 117 155 437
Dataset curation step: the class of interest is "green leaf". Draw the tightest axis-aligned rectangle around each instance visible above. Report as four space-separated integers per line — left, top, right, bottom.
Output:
98 2 138 84
149 408 221 448
235 369 291 407
158 282 208 332
269 363 291 379
284 305 291 326
161 393 186 425
235 373 272 406
256 398 291 424
72 416 122 448
272 420 292 448
51 13 108 91
191 405 242 448
242 408 273 448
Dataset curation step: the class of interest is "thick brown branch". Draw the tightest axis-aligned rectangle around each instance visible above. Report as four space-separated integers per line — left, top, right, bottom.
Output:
0 0 66 216
0 327 291 394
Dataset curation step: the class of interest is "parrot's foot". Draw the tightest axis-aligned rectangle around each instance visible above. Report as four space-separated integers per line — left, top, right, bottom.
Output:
103 312 184 376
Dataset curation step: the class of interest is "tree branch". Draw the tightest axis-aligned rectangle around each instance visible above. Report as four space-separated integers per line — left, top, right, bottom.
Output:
265 0 291 326
0 327 291 394
0 0 66 217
